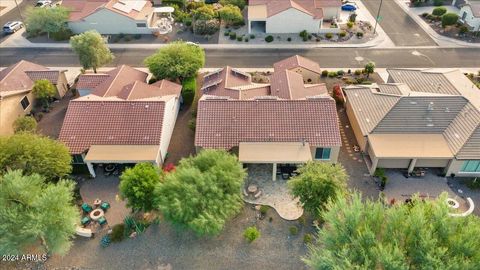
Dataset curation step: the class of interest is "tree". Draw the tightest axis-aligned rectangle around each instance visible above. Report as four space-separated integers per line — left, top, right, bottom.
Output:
119 163 162 212
218 4 244 26
304 192 480 269
192 5 217 21
32 79 56 110
13 116 37 133
364 61 375 78
25 6 70 38
0 170 79 255
0 133 71 180
70 30 114 73
144 41 205 81
243 226 260 243
288 162 348 218
154 149 246 236
220 0 246 10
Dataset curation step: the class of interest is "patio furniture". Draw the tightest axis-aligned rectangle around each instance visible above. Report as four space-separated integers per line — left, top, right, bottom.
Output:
76 226 93 238
247 184 258 194
282 173 290 180
98 216 107 226
254 190 262 199
243 188 249 197
82 203 93 213
90 208 105 221
81 216 91 226
100 201 110 211
93 198 102 208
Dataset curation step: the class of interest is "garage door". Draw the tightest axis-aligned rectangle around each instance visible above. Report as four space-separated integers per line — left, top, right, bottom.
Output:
416 159 449 168
377 159 410 168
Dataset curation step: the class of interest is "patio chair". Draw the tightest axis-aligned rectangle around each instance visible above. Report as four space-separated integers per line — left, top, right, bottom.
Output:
100 201 110 211
82 203 93 213
81 216 91 226
98 216 107 226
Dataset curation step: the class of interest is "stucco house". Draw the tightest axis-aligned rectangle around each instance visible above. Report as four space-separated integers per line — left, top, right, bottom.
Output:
63 0 161 34
58 65 182 177
0 60 68 135
344 68 480 177
458 1 480 32
247 0 342 33
195 55 341 180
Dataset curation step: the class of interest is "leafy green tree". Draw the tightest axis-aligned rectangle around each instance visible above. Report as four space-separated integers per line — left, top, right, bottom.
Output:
119 163 162 212
304 192 480 269
13 116 37 134
0 170 79 255
364 61 375 78
288 162 348 218
144 41 205 81
154 149 246 236
243 226 260 243
70 30 114 73
32 79 56 110
25 6 70 38
192 5 217 20
218 4 244 26
220 0 246 10
0 133 71 180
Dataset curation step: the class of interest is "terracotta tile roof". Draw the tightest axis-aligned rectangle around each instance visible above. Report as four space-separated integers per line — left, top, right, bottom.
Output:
0 60 61 93
59 100 165 154
76 74 111 89
105 0 153 20
195 97 341 149
117 79 181 100
273 55 322 74
314 0 342 7
270 69 327 100
62 0 109 21
249 0 336 19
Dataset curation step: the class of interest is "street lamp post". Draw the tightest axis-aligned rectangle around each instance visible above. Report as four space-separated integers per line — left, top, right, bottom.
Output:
373 0 383 35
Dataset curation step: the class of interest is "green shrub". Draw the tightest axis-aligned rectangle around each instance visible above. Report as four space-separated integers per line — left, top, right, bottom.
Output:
51 28 73 41
134 34 141 40
229 31 236 40
259 205 269 215
163 0 186 8
349 13 357 23
328 71 338 78
337 70 345 76
244 38 249 42
347 21 354 28
110 223 126 242
299 30 308 39
265 35 274 42
118 33 125 39
188 118 196 131
433 0 443 6
298 215 306 225
249 34 255 39
442 13 459 28
321 70 329 77
184 17 193 27
13 116 37 133
303 233 313 244
354 69 362 76
224 31 230 36
339 31 346 38
244 226 260 243
287 37 292 42
181 76 196 105
432 7 447 16
459 25 469 34
237 36 243 41
356 32 364 38
124 35 132 42
374 168 386 178
289 226 298 235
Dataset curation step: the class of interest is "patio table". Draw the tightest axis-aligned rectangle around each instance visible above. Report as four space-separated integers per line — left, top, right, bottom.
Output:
90 208 105 221
247 184 258 194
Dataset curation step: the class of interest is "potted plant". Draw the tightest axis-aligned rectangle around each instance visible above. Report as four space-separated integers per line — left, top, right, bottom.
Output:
380 176 388 191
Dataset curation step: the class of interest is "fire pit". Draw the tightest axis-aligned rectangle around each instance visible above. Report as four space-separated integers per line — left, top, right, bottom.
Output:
446 198 460 209
89 208 105 221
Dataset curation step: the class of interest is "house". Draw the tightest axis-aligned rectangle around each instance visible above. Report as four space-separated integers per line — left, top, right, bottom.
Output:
195 55 341 180
58 65 182 177
63 0 163 34
0 60 68 135
247 0 342 34
459 1 480 32
344 68 480 177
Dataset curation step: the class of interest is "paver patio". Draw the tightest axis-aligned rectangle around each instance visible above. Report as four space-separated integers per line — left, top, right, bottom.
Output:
243 164 303 220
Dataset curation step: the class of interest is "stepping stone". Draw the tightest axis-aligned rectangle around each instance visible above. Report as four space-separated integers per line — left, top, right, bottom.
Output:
352 157 357 160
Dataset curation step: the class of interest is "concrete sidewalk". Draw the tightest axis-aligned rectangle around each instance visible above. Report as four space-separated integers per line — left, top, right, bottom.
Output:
0 0 23 17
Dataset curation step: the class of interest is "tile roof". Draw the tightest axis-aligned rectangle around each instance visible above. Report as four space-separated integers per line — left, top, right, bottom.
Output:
195 98 341 149
63 0 152 21
270 69 327 100
59 100 165 154
62 0 109 21
105 0 153 20
117 79 181 100
0 60 61 94
387 69 461 95
249 0 336 19
273 55 322 74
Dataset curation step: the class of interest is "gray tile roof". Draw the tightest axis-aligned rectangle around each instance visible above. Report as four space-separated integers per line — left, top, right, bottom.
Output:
457 126 480 159
443 102 480 155
387 69 461 95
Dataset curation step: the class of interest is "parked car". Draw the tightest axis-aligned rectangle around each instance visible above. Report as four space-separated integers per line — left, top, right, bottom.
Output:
3 21 24 34
35 0 52 8
341 4 357 11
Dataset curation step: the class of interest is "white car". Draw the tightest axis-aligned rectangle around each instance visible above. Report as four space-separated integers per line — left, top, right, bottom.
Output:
35 0 52 8
3 21 24 34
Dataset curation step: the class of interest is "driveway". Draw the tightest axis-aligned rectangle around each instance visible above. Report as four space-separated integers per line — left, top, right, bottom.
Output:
362 0 436 46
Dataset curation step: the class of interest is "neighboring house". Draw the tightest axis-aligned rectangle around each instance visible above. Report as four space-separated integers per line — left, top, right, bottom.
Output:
247 0 341 33
344 68 480 177
0 60 68 135
195 55 341 180
458 2 480 31
63 0 162 34
58 65 182 177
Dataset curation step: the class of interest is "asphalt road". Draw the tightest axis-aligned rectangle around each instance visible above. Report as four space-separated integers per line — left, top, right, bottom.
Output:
1 47 479 68
0 0 36 42
362 0 436 46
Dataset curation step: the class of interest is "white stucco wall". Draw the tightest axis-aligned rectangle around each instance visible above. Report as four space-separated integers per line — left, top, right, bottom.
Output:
69 9 152 34
445 158 480 177
265 8 321 33
158 95 180 163
459 6 480 31
322 6 340 20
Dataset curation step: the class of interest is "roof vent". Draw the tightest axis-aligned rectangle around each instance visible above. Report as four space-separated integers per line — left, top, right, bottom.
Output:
445 107 450 113
145 105 149 109
426 123 434 127
427 102 434 111
409 101 417 105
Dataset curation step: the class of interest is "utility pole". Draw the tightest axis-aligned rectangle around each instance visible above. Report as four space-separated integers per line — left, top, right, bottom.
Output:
14 0 24 21
373 0 383 35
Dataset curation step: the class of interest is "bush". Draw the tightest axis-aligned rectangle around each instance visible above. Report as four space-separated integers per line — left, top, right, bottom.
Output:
299 30 308 39
349 13 357 23
289 226 298 235
328 71 338 78
50 28 73 41
303 233 313 244
321 70 329 77
124 35 132 42
325 33 333 39
184 17 193 27
339 31 346 38
433 0 443 6
224 31 230 36
459 26 469 34
421 12 429 18
249 34 255 39
432 7 447 16
244 38 249 42
347 21 354 29
110 224 126 242
181 76 196 105
354 69 362 76
193 19 220 35
237 36 243 41
188 118 196 131
229 31 236 40
287 37 292 42
13 116 37 133
337 70 345 76
259 205 269 215
244 226 260 243
134 34 141 40
442 13 459 28
265 35 274 43
356 32 364 38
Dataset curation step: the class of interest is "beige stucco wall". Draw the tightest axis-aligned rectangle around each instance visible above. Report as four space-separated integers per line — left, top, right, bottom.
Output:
310 145 340 163
290 67 321 84
459 6 480 31
322 7 340 20
266 8 321 33
0 92 34 135
345 100 367 150
415 159 450 168
445 159 480 177
55 72 69 99
377 158 411 168
69 9 153 34
159 96 180 164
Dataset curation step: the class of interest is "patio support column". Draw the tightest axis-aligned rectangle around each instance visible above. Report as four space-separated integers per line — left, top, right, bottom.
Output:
408 159 417 174
369 157 378 175
86 162 96 178
272 163 277 181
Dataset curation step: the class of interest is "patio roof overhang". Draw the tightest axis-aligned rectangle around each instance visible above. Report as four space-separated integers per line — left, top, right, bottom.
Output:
84 145 160 163
368 134 454 159
239 142 312 163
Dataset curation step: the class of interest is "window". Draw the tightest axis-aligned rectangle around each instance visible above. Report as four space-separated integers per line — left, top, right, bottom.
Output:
460 160 480 173
72 154 84 164
315 148 331 160
20 96 30 110
136 23 147 28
